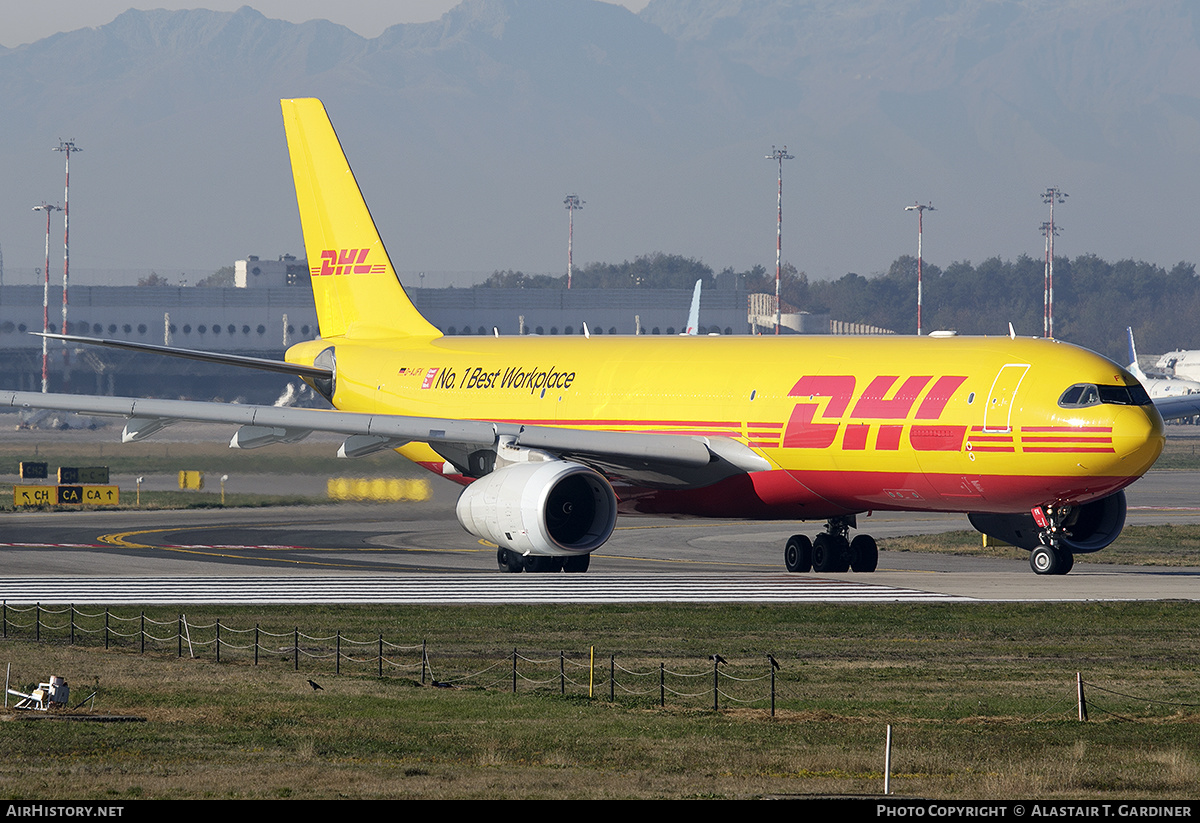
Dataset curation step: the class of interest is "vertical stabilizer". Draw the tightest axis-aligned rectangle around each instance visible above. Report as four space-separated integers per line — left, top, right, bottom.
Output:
1126 327 1148 380
685 279 702 335
280 98 440 339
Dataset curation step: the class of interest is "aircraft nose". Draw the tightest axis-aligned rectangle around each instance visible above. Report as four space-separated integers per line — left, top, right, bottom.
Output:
1111 404 1165 475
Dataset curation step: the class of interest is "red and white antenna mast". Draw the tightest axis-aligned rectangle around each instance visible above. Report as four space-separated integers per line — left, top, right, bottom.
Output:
1041 186 1066 338
564 194 583 289
905 203 935 336
32 202 62 393
54 139 81 385
766 146 794 335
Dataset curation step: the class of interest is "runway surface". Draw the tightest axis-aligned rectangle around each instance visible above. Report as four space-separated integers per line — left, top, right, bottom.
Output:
1 470 1198 604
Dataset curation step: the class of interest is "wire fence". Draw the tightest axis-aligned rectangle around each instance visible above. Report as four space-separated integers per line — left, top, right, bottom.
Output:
1 603 784 712
5 602 1195 720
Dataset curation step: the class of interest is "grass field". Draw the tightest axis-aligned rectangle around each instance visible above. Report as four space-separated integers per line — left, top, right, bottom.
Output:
3 602 1200 799
1 430 1199 798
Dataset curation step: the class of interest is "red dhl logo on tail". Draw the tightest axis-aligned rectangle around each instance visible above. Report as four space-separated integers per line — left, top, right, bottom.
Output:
311 249 387 277
784 374 969 452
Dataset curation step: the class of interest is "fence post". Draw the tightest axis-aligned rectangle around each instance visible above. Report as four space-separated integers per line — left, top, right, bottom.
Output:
610 654 615 702
336 631 341 676
70 605 75 646
216 619 221 664
713 656 719 711
560 651 565 695
254 624 259 666
512 648 518 694
36 603 40 643
422 640 427 685
294 627 299 672
1077 672 1089 721
105 609 109 649
141 612 146 655
884 724 893 795
177 614 182 658
3 601 6 639
769 654 778 717
660 662 665 708
378 634 382 677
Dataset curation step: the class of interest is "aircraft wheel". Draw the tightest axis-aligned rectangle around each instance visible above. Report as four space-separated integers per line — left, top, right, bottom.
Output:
850 534 878 573
1058 550 1075 575
563 555 590 573
497 548 524 573
812 534 849 572
784 535 812 573
1029 544 1059 575
525 556 564 573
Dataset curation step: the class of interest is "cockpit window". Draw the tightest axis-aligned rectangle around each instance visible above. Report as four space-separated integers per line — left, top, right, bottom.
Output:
1059 383 1152 408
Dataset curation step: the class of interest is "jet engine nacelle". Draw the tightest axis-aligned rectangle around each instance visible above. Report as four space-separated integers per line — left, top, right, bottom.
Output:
967 490 1127 554
455 460 618 557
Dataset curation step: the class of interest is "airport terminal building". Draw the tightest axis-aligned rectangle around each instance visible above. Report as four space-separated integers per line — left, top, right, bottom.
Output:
0 255 848 402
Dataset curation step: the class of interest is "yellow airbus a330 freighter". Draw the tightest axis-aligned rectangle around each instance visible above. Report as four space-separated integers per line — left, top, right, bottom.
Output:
9 98 1166 576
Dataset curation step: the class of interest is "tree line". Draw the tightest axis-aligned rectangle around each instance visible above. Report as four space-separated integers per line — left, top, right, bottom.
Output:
478 252 1200 362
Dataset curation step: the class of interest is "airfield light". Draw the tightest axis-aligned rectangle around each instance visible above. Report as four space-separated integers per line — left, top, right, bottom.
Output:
766 147 794 335
53 140 81 387
31 203 62 393
1041 187 1067 338
564 195 584 289
904 203 935 336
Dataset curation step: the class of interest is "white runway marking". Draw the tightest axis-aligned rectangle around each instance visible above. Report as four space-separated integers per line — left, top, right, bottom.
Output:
0 575 971 604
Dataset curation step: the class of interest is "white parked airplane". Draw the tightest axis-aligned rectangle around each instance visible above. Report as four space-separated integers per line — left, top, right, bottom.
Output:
1129 328 1200 420
1155 347 1200 384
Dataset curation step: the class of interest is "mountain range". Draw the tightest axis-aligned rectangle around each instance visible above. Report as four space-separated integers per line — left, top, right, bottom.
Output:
1 0 1197 290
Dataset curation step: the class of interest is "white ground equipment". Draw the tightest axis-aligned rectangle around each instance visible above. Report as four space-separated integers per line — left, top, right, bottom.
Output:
7 674 69 711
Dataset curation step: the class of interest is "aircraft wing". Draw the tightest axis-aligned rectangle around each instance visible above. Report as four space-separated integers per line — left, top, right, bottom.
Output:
1152 394 1200 421
0 391 767 487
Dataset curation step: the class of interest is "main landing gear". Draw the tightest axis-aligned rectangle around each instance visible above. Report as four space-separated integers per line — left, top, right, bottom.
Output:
784 516 878 573
497 547 590 573
1028 504 1076 576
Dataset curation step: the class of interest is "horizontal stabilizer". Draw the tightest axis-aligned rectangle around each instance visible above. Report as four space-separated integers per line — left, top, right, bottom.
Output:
33 332 331 380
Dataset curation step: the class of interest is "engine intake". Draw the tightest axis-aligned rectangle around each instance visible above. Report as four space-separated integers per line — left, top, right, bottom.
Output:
455 460 617 556
968 490 1127 554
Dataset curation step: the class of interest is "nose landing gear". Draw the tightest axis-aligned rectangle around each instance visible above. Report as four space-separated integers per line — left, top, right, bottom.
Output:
1029 505 1076 576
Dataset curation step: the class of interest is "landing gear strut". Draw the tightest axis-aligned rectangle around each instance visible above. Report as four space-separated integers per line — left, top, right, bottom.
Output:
1029 505 1076 576
784 516 878 574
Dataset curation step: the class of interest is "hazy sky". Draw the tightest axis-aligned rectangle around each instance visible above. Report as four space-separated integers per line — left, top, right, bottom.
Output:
0 1 650 48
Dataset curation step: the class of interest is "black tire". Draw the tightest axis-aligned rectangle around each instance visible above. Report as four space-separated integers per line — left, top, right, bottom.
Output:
1056 549 1074 575
497 548 524 573
1029 544 1059 575
525 556 564 573
784 534 812 572
563 555 590 573
813 534 849 572
850 534 878 573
